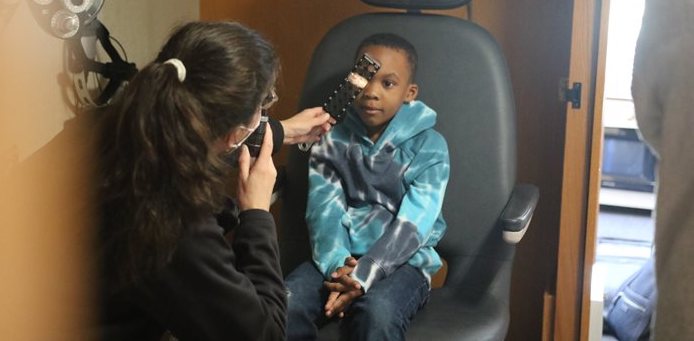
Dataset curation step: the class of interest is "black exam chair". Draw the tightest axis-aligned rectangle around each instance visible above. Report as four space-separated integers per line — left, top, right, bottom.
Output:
279 0 539 339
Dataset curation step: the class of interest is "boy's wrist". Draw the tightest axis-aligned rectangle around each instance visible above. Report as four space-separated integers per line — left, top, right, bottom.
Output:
350 272 369 293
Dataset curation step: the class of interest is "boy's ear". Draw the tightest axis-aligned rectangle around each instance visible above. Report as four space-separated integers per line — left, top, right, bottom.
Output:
404 83 419 103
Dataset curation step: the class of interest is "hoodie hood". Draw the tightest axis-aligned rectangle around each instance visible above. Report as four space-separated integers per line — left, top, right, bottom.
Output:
343 100 437 149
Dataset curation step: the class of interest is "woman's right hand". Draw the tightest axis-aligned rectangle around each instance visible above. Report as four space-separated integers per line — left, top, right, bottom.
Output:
236 124 276 211
280 107 334 144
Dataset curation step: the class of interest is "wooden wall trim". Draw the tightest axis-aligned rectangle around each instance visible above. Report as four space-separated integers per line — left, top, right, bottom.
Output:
579 0 610 339
554 0 600 339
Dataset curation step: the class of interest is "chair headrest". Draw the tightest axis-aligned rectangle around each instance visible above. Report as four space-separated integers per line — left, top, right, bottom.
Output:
362 0 471 10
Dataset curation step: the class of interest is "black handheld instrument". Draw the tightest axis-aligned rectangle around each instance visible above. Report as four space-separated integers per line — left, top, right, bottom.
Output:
299 53 381 151
244 110 269 157
323 53 381 122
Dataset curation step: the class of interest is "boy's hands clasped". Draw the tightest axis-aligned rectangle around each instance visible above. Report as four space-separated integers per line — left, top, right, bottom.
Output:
324 256 363 318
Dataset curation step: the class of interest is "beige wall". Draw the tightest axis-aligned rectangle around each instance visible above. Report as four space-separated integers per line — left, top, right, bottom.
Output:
0 2 70 161
99 0 199 67
0 1 198 340
0 0 199 160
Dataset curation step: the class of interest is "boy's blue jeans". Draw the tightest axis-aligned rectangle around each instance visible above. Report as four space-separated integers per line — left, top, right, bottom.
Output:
285 261 430 341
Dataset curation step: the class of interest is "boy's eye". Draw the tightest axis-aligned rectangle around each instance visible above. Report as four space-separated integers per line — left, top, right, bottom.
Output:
383 80 396 88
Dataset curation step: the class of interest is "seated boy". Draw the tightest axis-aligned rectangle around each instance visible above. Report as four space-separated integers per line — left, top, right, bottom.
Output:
285 33 450 340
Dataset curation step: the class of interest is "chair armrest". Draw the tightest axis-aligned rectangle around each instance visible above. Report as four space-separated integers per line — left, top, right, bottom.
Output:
500 184 539 244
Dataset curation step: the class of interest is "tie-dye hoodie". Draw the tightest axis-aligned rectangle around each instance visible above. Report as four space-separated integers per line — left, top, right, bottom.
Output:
306 100 450 292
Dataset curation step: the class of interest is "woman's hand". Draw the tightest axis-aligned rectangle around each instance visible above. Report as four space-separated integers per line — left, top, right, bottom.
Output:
236 125 276 211
280 107 335 145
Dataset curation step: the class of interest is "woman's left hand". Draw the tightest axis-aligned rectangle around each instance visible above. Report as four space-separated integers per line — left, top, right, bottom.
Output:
280 107 335 144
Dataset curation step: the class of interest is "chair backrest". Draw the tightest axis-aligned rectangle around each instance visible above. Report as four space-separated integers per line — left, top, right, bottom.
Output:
280 11 517 291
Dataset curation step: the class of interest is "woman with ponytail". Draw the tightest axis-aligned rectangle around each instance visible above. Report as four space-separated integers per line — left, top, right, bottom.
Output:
95 21 331 340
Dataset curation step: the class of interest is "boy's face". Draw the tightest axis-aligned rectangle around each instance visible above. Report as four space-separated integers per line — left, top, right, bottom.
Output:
354 45 418 141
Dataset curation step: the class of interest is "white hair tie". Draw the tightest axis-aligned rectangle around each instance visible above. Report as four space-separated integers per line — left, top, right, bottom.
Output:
164 58 186 82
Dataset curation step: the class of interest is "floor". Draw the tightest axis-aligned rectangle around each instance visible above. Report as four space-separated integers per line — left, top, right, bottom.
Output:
594 204 654 340
596 205 654 294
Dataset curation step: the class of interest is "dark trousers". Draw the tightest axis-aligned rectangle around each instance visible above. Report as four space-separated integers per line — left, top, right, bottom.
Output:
285 261 430 341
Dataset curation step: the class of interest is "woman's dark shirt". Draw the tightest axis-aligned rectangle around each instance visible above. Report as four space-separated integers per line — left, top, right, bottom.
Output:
99 209 286 340
98 118 287 340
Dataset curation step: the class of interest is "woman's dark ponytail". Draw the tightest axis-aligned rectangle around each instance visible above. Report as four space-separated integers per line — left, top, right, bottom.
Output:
98 21 278 288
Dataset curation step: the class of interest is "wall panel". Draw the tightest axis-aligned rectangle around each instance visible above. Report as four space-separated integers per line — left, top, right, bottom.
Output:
0 2 199 339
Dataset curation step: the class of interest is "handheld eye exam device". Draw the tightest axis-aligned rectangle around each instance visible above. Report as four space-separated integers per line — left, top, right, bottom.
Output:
298 53 381 151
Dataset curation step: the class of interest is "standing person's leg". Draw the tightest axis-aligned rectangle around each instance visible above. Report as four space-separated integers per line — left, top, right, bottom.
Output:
285 261 329 341
633 1 694 339
339 264 430 341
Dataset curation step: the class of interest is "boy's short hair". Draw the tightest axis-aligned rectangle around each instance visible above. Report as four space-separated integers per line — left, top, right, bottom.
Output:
356 33 418 82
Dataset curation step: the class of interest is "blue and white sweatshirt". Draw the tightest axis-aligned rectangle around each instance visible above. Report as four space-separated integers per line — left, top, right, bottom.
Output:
306 100 450 292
